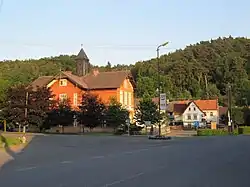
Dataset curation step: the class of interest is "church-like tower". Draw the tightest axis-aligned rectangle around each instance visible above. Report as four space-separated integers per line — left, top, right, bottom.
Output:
75 46 91 76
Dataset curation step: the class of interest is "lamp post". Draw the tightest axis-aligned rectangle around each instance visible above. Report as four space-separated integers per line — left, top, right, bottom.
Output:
156 42 169 136
227 84 233 133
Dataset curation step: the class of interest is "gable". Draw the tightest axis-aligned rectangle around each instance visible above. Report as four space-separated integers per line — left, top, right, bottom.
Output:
182 102 204 115
120 78 134 90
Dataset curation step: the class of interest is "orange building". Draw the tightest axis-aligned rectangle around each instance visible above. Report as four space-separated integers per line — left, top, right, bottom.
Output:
30 48 136 119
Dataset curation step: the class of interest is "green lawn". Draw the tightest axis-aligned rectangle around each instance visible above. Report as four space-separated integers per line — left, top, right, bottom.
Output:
0 134 22 148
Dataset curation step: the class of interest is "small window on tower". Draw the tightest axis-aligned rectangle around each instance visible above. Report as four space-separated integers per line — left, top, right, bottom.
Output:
59 79 67 86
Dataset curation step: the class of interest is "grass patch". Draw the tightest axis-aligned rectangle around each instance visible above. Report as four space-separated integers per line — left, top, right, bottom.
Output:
0 135 22 148
238 126 250 135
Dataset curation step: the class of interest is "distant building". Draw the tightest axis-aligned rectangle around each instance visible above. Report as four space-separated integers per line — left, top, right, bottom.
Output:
166 99 219 128
30 47 136 120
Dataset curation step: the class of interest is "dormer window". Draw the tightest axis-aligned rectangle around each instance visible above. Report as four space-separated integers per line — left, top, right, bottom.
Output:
59 79 67 86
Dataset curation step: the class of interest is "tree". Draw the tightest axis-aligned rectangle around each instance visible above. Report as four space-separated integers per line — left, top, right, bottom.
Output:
1 85 28 129
2 85 56 131
1 36 250 107
105 97 129 130
28 87 56 130
45 99 74 133
79 92 106 129
134 94 160 125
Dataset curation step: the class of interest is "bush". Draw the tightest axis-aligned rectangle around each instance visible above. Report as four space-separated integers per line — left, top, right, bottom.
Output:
197 129 238 136
238 126 250 135
129 125 143 135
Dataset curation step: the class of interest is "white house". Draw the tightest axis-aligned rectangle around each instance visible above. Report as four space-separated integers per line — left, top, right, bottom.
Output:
182 101 205 127
168 99 219 127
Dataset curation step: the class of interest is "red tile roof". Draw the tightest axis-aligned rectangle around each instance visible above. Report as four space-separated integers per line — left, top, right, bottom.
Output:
176 99 218 110
31 70 134 90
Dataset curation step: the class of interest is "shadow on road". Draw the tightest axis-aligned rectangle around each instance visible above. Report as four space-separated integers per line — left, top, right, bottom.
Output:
0 133 17 159
0 133 35 170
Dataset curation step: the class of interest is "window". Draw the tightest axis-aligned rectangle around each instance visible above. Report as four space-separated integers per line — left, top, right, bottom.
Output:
193 114 197 120
124 91 128 105
59 93 67 102
73 93 78 106
187 115 191 120
189 108 191 111
128 92 132 106
210 112 214 116
194 107 196 111
120 91 123 104
59 79 67 86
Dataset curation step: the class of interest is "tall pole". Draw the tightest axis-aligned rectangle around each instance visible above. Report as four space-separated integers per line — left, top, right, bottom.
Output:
227 85 232 133
157 47 161 136
156 42 169 137
24 92 29 133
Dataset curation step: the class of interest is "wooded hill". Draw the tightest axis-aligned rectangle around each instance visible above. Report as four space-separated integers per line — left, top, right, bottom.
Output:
1 36 250 106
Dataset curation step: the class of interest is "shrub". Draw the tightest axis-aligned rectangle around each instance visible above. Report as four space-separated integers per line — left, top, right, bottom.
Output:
238 126 250 135
197 129 238 136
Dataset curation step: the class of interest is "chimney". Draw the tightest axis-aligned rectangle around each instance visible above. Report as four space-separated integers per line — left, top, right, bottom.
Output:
92 69 99 76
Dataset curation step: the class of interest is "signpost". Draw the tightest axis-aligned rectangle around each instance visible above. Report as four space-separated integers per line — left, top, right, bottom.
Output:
160 93 167 110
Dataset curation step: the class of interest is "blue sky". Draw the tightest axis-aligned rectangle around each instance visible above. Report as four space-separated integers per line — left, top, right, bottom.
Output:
0 0 249 66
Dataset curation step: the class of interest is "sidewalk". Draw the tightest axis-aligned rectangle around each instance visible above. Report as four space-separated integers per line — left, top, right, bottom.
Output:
168 130 197 137
0 144 25 169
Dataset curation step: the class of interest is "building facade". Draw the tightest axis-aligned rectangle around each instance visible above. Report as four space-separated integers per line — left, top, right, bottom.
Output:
30 48 136 120
167 99 219 127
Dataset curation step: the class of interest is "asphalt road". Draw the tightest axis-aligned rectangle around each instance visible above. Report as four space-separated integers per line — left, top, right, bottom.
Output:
0 135 250 187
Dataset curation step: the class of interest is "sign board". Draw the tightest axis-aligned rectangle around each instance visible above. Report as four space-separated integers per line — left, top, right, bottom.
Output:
160 93 167 110
194 121 199 128
144 121 151 126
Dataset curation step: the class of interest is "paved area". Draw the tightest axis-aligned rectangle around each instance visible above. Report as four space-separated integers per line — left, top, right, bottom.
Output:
0 135 250 187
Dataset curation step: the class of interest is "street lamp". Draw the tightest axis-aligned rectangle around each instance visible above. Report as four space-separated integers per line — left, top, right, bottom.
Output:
156 41 169 137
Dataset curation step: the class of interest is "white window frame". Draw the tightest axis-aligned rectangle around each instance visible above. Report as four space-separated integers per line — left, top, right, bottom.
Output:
73 93 78 106
120 90 123 104
59 79 67 86
128 92 132 106
59 93 67 102
124 91 128 105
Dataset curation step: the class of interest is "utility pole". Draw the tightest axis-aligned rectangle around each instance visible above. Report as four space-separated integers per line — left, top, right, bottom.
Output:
227 85 233 133
24 91 29 133
156 42 169 137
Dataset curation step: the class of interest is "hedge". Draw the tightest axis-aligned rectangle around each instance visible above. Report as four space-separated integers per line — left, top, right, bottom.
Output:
238 126 250 135
197 129 238 136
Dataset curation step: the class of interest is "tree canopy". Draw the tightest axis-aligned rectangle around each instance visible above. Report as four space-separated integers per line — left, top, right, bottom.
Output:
1 36 250 106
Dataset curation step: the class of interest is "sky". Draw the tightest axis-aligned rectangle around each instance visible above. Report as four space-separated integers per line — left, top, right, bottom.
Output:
0 0 249 66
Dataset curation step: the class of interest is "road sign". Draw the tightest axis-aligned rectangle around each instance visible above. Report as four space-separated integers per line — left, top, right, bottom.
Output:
194 121 199 127
144 121 151 126
160 93 167 110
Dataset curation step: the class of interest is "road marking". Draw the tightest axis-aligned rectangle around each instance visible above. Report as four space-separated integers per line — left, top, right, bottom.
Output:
91 156 105 159
102 172 144 187
61 161 73 164
16 166 37 172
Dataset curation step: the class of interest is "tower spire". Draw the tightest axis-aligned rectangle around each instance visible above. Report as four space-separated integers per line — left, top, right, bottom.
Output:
75 45 91 76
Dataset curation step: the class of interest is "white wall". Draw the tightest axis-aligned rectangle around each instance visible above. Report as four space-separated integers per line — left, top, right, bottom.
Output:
182 102 204 126
203 110 219 124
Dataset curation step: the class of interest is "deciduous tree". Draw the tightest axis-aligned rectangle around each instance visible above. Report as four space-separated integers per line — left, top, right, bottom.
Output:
105 97 129 130
79 92 106 129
